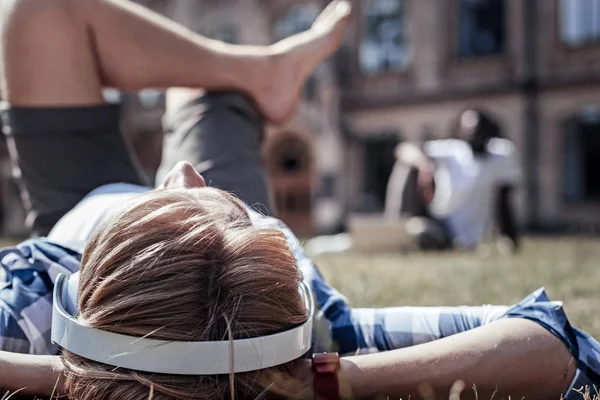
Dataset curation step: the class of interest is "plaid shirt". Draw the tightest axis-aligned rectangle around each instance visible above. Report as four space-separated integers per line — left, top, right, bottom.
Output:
0 239 80 355
1 207 599 397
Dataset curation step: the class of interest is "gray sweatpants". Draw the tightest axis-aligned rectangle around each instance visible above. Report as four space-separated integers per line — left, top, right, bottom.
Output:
0 92 273 236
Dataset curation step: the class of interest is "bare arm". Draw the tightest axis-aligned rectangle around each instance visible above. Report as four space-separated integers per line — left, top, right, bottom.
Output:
0 352 64 396
338 319 575 399
396 142 434 172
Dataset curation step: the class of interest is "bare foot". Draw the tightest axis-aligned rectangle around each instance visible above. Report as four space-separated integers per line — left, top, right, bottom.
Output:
251 0 352 125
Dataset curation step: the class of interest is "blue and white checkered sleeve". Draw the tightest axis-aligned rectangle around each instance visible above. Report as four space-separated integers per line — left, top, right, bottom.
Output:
0 300 31 354
0 246 57 355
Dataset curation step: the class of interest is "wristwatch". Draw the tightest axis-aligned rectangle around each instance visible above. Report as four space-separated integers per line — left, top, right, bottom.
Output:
312 352 341 400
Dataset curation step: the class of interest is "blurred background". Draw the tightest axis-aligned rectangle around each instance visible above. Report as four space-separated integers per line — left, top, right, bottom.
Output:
1 0 600 335
1 0 600 238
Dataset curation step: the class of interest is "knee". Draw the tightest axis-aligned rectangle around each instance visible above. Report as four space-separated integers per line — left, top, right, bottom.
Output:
1 0 82 41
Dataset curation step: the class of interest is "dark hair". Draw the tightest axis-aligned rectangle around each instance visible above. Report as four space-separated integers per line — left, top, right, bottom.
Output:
451 109 502 140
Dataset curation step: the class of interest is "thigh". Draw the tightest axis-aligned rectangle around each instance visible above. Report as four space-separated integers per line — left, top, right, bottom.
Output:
336 305 510 355
2 0 104 106
158 91 274 215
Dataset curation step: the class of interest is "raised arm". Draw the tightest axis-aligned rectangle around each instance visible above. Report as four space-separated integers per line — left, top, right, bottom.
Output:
396 142 435 172
391 142 437 206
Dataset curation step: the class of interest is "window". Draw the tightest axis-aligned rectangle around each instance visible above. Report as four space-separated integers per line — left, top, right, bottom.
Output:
458 0 506 58
269 133 313 176
319 174 337 198
360 0 409 73
561 0 600 46
275 5 321 101
361 135 400 212
563 109 600 202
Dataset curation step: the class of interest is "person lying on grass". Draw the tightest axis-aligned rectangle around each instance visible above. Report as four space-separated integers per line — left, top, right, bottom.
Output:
0 0 598 398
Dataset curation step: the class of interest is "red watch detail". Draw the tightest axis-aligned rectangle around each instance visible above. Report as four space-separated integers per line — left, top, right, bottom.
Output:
312 352 341 400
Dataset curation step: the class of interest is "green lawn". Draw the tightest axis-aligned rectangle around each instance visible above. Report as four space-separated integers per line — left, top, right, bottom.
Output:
313 236 600 339
2 236 600 399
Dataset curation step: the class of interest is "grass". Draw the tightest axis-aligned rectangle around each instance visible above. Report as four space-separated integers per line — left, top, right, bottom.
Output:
312 236 600 340
3 236 600 399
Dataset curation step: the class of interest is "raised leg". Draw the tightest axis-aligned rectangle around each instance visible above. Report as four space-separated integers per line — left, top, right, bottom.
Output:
0 0 350 233
1 0 351 123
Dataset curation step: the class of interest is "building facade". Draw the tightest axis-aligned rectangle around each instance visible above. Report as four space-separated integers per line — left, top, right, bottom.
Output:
37 0 600 236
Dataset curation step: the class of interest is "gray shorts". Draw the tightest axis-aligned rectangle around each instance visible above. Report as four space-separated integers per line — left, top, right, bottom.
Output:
158 92 272 215
0 92 273 236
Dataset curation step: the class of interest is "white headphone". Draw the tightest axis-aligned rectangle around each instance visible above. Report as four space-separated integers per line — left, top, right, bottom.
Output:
52 272 314 375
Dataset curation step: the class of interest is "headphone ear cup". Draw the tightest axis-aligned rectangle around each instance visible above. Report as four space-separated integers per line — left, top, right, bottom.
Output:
65 271 80 316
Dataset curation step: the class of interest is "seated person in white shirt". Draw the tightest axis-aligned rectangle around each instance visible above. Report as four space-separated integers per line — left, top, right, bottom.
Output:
385 109 522 251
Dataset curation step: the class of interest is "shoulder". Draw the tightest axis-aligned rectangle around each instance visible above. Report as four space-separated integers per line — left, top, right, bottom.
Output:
487 138 518 158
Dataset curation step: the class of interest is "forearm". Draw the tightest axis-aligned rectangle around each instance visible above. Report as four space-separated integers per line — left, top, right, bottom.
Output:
0 351 64 396
340 319 575 399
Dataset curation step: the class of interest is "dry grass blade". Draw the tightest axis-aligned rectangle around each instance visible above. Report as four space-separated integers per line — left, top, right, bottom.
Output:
254 382 275 400
223 313 235 400
148 384 154 400
49 376 61 399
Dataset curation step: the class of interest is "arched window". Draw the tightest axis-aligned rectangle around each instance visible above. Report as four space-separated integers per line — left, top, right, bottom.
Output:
264 132 315 234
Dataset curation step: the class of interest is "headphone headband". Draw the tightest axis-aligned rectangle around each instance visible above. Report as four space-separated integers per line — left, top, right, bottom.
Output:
51 273 314 375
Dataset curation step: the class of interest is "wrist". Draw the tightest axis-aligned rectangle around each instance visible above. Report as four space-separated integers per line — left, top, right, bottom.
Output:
312 353 341 400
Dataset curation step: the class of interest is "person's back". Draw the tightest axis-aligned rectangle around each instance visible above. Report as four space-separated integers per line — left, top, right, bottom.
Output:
386 109 522 250
424 137 521 248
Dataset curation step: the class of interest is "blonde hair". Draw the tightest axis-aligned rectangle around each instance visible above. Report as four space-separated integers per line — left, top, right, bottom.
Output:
62 188 309 400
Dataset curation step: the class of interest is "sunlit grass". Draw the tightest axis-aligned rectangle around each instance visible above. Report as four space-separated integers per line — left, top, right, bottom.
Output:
3 236 600 399
314 236 600 339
